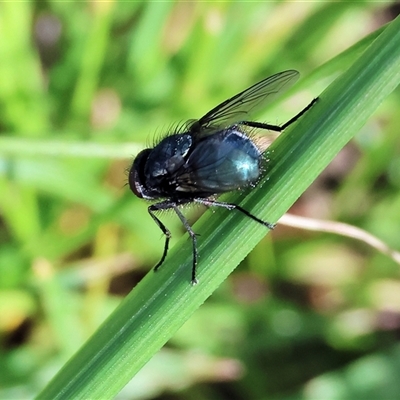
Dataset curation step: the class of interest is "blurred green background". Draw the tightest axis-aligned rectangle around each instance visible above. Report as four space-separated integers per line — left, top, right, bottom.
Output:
1 1 400 399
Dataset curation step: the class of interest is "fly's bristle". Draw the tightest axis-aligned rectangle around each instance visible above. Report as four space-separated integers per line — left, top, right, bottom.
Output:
150 121 187 147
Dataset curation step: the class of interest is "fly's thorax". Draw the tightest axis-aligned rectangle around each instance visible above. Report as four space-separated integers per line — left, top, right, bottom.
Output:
129 133 195 199
145 133 192 179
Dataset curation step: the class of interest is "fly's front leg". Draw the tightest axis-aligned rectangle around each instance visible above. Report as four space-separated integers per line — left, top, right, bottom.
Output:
149 201 198 284
148 204 173 271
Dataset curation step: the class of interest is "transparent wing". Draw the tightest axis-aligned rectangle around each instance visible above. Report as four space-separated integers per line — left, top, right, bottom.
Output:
188 70 299 134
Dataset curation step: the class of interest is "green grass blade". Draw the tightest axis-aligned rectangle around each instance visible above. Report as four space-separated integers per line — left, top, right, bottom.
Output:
37 16 400 400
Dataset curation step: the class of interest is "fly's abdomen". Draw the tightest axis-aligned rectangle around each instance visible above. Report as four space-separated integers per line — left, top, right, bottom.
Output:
224 146 260 183
176 129 261 193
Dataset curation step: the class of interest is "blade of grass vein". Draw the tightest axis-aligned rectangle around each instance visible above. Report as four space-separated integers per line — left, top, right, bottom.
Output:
37 16 400 400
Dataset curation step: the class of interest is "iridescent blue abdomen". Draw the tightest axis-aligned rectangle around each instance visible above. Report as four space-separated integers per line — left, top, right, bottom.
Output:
175 128 261 194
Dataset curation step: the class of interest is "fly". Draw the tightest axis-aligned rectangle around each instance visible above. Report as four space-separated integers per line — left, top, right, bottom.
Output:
129 70 317 284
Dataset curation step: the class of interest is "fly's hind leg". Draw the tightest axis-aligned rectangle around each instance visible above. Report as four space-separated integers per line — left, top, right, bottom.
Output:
194 198 276 230
240 97 318 132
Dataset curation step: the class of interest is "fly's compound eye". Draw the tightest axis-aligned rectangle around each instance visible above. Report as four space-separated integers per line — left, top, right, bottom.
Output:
129 149 152 199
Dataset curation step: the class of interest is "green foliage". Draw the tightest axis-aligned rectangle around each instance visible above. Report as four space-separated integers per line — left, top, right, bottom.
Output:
0 2 400 400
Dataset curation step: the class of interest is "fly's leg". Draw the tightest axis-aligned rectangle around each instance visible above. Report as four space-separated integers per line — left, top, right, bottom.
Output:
280 97 318 130
149 201 198 285
240 97 318 132
173 205 199 285
195 198 276 230
148 204 173 271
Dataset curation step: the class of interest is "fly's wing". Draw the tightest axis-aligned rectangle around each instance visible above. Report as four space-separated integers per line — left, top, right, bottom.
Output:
188 70 299 134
